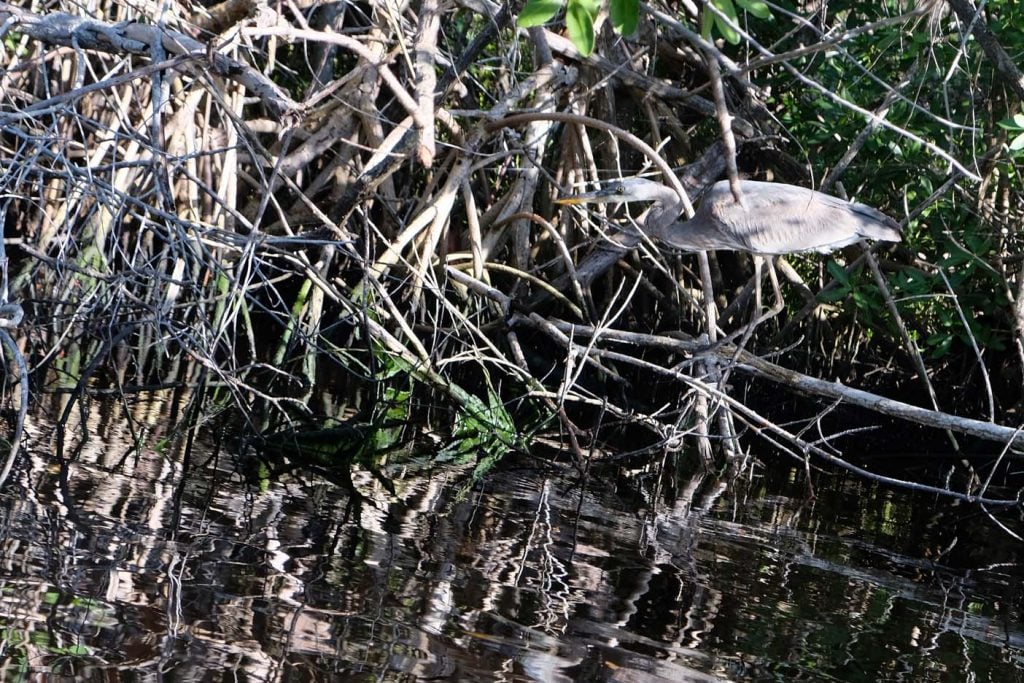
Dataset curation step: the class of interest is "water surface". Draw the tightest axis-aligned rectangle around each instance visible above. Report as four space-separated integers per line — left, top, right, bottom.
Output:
0 395 1020 681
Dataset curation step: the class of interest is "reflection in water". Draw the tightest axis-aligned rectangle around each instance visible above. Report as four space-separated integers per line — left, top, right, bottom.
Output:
0 393 1021 681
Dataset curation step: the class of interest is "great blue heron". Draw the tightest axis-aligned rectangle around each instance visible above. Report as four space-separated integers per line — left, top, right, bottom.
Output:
556 177 901 325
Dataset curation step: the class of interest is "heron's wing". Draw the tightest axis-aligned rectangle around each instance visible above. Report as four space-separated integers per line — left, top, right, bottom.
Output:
696 180 901 255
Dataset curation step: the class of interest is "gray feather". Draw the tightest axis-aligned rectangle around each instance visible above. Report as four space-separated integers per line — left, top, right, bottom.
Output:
654 180 902 255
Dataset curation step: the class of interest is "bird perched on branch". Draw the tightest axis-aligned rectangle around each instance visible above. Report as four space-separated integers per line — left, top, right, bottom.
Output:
555 177 901 255
556 177 901 326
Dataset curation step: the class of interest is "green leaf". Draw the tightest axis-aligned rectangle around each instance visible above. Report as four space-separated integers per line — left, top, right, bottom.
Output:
997 117 1024 131
715 0 741 41
440 385 518 468
817 287 849 304
927 333 953 358
610 0 639 36
826 259 851 287
517 0 562 27
1010 133 1024 151
715 0 739 22
714 13 741 44
566 0 596 56
735 0 771 19
700 6 714 40
1015 112 1024 127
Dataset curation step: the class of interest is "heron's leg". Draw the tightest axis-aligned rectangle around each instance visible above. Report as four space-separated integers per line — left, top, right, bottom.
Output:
763 256 785 321
753 255 763 320
723 256 785 350
716 257 786 394
775 258 829 339
745 255 784 323
775 257 815 307
719 255 785 329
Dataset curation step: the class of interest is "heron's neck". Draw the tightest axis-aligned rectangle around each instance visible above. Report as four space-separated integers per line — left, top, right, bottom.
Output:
646 215 726 251
645 198 684 232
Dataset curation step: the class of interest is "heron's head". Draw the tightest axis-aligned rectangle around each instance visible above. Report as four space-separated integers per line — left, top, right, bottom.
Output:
555 177 670 206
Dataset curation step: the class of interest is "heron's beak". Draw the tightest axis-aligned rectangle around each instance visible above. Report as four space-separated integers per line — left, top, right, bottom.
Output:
554 195 587 205
554 188 617 205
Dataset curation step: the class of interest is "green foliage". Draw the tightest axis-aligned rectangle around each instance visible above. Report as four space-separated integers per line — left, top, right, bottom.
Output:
307 297 526 473
516 0 637 56
700 0 773 45
996 113 1024 152
702 0 741 45
256 373 415 476
927 240 1008 359
516 0 776 54
439 383 520 474
360 384 413 461
736 0 771 20
610 0 640 36
817 260 853 304
818 261 885 326
566 0 600 56
517 0 562 27
753 1 1021 365
3 32 29 58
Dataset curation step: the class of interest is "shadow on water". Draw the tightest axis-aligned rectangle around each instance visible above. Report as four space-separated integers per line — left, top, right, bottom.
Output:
1 391 1021 682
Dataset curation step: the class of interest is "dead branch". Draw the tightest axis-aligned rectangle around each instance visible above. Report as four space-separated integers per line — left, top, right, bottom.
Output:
0 1 298 117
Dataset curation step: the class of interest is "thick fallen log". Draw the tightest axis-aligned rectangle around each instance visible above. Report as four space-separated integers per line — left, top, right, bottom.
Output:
539 320 1024 453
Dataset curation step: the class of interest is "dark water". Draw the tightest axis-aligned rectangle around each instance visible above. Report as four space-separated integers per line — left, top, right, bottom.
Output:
1 395 1021 681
